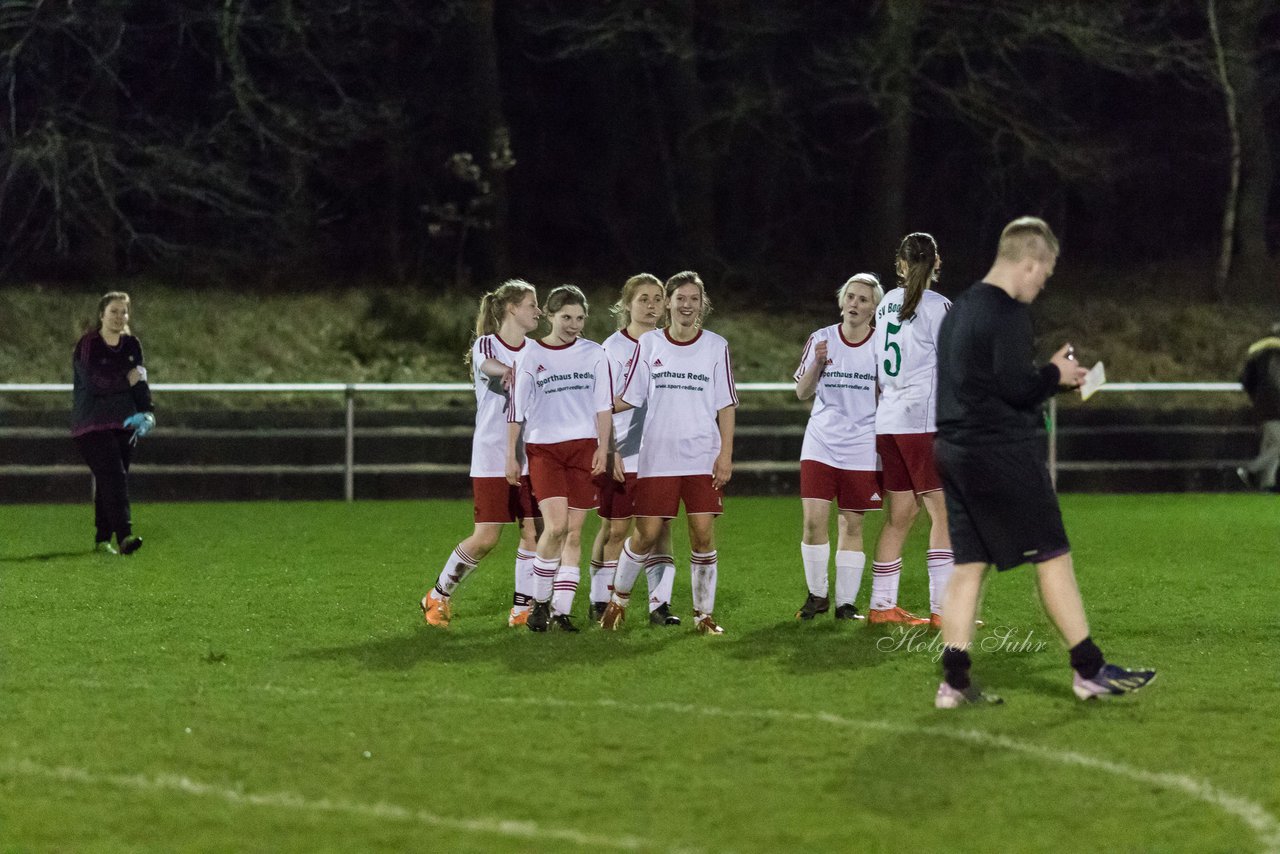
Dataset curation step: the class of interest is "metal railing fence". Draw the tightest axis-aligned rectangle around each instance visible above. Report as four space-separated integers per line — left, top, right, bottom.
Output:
1 381 1246 499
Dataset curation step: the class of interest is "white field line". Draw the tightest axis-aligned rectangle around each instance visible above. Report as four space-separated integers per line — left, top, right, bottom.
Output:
0 757 663 852
28 681 1280 854
451 692 1280 854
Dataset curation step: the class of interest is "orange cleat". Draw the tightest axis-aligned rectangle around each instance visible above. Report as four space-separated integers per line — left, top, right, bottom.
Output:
929 612 943 631
508 607 530 628
420 590 451 628
867 606 930 626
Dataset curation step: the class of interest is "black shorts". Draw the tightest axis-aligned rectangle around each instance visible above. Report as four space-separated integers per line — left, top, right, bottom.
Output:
934 437 1070 571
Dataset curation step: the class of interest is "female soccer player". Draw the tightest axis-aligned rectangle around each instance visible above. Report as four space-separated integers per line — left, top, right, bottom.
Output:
506 285 613 632
587 274 680 626
421 280 543 629
871 232 953 628
793 273 884 621
71 291 154 555
601 271 738 635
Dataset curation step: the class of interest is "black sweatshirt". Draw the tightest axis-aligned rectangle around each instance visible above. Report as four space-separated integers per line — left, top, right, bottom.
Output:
70 332 153 437
936 282 1060 446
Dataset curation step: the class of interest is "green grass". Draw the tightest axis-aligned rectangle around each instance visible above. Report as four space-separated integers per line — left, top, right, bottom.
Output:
2 495 1278 852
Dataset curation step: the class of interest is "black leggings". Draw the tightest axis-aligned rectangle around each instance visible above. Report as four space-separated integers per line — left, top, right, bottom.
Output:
74 429 135 544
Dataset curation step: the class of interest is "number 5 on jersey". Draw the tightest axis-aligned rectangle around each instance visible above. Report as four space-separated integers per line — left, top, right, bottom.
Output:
882 320 902 377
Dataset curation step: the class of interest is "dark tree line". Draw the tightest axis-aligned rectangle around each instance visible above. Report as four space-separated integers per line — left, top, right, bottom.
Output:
1 0 1277 298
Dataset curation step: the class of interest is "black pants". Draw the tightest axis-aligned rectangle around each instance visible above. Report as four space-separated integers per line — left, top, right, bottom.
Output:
74 429 134 544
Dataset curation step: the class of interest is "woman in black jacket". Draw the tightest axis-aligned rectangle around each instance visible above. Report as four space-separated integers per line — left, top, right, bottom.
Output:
71 291 155 555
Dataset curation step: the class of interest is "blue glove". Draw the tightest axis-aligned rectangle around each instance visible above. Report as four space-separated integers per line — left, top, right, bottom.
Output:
123 412 156 440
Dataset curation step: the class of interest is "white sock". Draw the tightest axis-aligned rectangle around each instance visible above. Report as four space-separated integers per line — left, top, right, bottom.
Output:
800 542 830 598
834 550 865 607
513 549 536 609
588 560 615 603
645 554 674 611
927 549 954 615
552 565 580 617
690 550 718 615
611 539 647 603
434 545 479 598
532 555 559 603
870 558 902 610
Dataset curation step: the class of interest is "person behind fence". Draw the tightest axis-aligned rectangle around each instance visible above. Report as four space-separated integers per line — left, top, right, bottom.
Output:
71 291 155 556
932 216 1156 708
1235 321 1280 492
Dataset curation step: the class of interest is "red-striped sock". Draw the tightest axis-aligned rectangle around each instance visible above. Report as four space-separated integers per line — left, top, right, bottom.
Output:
870 558 902 610
434 545 480 598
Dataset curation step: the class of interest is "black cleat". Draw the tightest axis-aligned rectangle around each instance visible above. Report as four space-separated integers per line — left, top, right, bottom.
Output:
649 603 681 625
587 601 607 622
834 603 865 621
550 614 580 632
119 535 143 556
527 601 551 632
795 594 830 620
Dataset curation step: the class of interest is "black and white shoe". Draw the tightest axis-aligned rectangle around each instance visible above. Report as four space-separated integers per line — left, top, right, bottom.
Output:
649 603 681 626
587 601 607 622
833 603 865 621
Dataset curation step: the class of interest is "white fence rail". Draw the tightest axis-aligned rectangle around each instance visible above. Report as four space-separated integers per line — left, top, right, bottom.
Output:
2 381 1246 500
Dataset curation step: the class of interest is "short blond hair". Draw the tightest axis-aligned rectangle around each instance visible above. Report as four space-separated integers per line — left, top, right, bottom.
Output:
997 217 1059 261
837 273 883 308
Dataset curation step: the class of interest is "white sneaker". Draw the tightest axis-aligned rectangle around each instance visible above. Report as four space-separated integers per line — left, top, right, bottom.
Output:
935 681 1003 709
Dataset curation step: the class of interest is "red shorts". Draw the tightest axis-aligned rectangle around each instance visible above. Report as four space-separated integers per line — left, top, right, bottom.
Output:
799 460 882 512
527 438 599 510
473 475 540 524
876 433 942 494
633 475 723 518
597 471 638 520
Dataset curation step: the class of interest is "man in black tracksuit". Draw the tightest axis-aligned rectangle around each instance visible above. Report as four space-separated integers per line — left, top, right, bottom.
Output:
930 216 1156 708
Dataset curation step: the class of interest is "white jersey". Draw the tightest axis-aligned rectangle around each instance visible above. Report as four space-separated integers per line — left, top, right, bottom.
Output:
470 333 528 478
619 328 738 478
508 337 613 445
602 329 646 472
873 287 951 433
794 324 878 470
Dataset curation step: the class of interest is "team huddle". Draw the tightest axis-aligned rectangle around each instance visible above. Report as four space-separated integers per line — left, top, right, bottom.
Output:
419 217 1157 708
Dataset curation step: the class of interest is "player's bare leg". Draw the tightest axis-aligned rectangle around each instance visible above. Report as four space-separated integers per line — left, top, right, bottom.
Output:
646 522 680 625
527 497 570 632
832 509 867 620
589 517 630 620
687 513 723 634
423 523 502 628
601 514 663 629
797 498 833 619
935 562 1001 707
920 489 955 628
869 490 928 625
509 517 540 626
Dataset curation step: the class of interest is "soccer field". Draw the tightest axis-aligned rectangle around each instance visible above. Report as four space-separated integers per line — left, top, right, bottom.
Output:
2 495 1277 853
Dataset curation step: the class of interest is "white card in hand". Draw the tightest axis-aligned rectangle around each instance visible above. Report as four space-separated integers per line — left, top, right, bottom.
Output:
1080 361 1105 401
